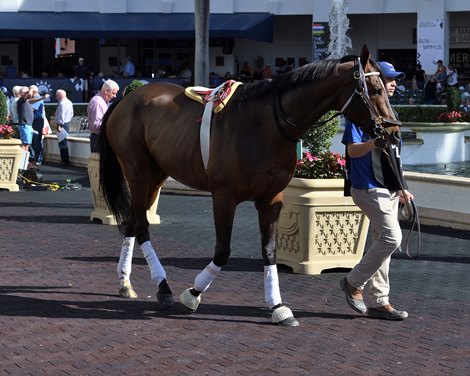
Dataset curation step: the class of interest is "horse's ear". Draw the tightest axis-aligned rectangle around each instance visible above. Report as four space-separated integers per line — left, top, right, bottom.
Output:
360 45 371 68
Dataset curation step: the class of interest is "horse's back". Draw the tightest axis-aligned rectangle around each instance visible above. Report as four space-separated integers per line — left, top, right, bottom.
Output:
107 82 210 190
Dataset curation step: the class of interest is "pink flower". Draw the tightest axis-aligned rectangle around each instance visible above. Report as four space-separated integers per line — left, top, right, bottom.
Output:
305 151 314 162
337 158 346 167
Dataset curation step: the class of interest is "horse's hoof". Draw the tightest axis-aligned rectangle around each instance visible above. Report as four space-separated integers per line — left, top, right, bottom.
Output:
119 285 138 299
157 293 175 308
272 306 299 327
179 288 201 313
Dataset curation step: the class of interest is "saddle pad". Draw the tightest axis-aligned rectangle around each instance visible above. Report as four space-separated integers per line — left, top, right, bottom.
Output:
185 80 242 113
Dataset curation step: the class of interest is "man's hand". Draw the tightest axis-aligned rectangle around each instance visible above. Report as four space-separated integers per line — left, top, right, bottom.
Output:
373 137 387 149
399 190 414 204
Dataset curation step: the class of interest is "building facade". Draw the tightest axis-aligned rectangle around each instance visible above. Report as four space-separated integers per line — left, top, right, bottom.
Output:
0 0 469 84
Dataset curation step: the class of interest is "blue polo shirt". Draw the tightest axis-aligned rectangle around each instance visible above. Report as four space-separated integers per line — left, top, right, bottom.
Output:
341 119 382 189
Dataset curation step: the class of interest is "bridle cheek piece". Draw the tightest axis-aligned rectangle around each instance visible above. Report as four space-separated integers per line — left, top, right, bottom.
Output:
341 58 402 145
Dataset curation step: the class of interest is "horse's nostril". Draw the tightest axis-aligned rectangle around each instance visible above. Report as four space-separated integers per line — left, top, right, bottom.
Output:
391 130 400 144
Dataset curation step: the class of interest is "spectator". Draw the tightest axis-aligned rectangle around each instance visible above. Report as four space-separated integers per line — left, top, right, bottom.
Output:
87 79 119 152
412 64 425 90
122 56 135 78
28 85 49 166
240 61 254 82
6 63 17 78
446 63 458 88
424 75 438 104
55 89 74 165
73 57 91 102
262 63 273 79
9 85 22 125
179 64 193 82
16 86 34 155
155 65 166 78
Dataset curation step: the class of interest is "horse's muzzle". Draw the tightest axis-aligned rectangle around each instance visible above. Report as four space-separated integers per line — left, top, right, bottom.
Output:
390 130 401 145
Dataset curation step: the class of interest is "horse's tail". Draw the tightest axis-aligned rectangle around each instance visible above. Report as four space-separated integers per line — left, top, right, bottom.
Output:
99 98 130 232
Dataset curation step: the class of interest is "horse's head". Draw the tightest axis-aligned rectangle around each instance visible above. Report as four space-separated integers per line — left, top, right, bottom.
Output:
341 45 402 146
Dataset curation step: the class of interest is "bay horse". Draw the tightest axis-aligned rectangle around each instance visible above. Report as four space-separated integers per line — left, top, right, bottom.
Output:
99 45 400 326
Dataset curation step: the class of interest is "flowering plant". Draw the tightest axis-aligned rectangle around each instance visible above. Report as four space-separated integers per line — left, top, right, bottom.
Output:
0 124 15 139
437 110 468 123
295 150 346 179
293 111 346 179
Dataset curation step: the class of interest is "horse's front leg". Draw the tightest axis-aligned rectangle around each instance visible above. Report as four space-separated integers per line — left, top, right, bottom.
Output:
256 194 299 326
179 194 236 313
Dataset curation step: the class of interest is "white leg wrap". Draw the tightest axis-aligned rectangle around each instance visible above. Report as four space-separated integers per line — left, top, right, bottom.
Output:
264 265 282 308
117 237 135 281
194 261 222 292
140 241 166 286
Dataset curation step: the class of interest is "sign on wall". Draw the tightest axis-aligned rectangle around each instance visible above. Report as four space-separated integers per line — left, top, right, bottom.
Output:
450 27 470 44
417 18 444 74
312 21 330 62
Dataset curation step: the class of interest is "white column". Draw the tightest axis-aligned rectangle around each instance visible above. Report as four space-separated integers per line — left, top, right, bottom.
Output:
416 0 448 74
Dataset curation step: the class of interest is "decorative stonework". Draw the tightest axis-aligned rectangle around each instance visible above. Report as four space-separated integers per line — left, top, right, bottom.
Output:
276 177 369 275
0 139 22 192
87 153 160 225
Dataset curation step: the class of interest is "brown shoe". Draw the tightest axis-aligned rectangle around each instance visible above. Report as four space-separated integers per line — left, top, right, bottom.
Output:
340 277 367 313
367 304 408 320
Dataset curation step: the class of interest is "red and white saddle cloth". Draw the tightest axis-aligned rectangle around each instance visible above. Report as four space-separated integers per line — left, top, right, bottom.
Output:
185 80 242 170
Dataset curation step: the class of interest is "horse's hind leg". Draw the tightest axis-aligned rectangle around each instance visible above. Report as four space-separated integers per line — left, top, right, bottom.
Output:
117 236 138 298
256 194 299 326
124 163 174 307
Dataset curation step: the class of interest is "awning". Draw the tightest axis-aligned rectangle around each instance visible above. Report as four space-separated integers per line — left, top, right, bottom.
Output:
0 12 273 42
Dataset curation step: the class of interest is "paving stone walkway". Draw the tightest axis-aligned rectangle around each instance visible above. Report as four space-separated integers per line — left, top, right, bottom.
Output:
0 164 468 375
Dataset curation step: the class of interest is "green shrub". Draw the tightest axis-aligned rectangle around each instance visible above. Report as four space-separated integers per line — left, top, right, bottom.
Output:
302 111 338 153
394 105 446 122
123 80 145 96
0 91 8 124
446 86 461 111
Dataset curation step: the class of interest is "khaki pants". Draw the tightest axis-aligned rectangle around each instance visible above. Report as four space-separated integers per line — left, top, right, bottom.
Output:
347 187 402 308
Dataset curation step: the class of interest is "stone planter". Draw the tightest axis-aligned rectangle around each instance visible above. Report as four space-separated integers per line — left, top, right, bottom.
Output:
87 153 160 225
0 138 23 192
276 177 370 275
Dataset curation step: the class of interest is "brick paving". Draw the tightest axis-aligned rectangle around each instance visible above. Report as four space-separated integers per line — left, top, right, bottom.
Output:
0 164 469 375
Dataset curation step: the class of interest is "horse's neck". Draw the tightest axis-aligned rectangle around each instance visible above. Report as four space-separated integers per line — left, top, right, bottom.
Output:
279 74 352 139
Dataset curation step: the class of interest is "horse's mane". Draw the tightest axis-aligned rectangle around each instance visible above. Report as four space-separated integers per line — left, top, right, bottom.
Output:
237 55 358 101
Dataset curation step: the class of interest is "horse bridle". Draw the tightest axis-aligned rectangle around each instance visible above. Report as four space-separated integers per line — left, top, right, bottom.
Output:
329 58 400 144
272 57 402 143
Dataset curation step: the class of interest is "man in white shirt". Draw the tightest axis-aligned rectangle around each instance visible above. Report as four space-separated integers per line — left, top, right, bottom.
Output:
447 64 458 87
55 89 74 165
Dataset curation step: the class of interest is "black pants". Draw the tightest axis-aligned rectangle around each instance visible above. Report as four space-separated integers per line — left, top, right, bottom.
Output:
58 122 70 163
90 133 100 153
31 117 44 163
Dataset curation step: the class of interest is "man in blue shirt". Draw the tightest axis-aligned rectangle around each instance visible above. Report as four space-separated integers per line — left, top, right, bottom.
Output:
340 61 414 320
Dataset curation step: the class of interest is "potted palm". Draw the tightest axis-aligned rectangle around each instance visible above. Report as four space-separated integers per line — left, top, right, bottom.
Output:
0 90 22 191
276 113 370 275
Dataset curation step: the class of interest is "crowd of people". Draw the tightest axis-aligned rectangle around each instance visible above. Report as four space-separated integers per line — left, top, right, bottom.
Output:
414 59 470 109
